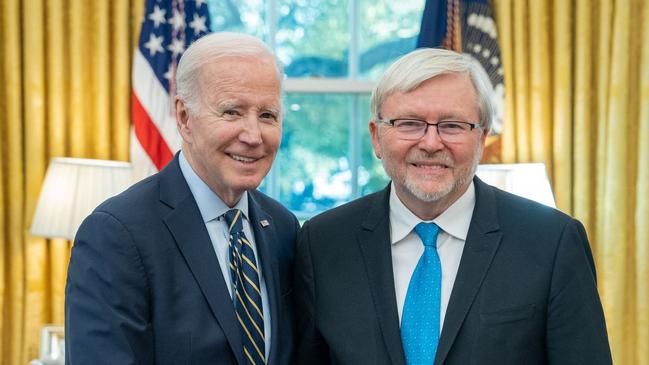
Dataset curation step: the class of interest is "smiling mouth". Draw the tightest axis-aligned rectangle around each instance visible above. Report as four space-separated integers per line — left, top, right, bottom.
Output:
411 162 449 169
228 154 259 163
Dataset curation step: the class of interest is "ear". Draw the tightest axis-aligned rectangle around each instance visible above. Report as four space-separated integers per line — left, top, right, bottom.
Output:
369 120 382 159
175 97 191 142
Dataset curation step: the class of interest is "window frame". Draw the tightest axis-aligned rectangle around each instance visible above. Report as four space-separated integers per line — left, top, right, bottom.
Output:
263 0 378 219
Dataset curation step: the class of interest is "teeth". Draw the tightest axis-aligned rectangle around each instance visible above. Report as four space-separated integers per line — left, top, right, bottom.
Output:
414 163 446 168
230 154 257 163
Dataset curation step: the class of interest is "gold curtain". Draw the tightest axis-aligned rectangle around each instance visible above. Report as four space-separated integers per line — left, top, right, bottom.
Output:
494 0 649 363
0 0 144 363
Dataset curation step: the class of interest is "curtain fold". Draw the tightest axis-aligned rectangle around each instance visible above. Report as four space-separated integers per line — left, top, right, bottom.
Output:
551 0 573 212
1 0 27 363
0 0 143 363
601 1 634 359
637 0 649 353
573 0 597 250
494 0 649 363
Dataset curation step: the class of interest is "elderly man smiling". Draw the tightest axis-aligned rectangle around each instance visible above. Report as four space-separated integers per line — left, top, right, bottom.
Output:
293 48 611 365
66 32 299 365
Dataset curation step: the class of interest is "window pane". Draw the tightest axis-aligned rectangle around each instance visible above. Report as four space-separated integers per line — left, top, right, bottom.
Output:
277 93 352 218
207 0 266 39
277 0 350 77
207 0 426 80
358 0 425 79
358 94 390 194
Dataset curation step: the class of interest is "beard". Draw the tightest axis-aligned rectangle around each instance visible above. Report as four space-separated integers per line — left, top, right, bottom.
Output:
381 144 483 203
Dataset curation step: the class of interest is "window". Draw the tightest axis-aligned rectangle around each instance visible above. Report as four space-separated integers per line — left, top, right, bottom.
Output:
208 0 424 219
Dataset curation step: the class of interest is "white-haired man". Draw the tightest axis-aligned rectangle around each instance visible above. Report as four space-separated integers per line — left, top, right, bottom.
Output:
66 32 299 365
293 48 611 364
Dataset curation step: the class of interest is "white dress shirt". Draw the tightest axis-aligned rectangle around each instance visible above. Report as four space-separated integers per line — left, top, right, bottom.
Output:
390 181 476 332
179 151 271 359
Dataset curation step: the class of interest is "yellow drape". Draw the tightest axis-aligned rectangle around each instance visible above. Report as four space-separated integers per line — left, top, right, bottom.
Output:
494 0 649 363
0 0 144 363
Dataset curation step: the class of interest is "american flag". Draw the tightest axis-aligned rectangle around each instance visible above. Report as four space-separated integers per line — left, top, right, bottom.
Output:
131 0 211 180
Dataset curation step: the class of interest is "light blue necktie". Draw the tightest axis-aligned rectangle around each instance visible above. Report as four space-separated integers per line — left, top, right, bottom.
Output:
401 222 442 365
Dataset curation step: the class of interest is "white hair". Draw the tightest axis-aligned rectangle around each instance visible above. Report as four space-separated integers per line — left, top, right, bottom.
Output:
371 48 495 133
175 32 284 114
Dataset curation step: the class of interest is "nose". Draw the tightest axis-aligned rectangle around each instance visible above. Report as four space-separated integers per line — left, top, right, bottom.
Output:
417 124 445 151
238 114 263 145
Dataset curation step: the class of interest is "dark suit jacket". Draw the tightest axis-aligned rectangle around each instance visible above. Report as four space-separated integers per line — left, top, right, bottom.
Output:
65 155 299 365
294 178 611 365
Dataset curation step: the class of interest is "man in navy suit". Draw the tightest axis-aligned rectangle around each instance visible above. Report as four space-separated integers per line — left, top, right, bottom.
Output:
293 48 612 364
65 32 299 365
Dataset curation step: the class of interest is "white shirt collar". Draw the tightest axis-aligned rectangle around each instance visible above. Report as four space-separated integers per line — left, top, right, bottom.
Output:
389 181 476 244
178 150 249 223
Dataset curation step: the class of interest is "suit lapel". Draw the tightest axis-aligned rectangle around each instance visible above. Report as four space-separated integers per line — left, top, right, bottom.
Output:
357 186 406 365
435 178 502 365
247 193 281 365
159 157 244 365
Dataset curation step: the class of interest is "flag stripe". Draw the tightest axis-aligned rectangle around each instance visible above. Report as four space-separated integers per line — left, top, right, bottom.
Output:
130 0 210 178
131 50 183 151
131 93 174 170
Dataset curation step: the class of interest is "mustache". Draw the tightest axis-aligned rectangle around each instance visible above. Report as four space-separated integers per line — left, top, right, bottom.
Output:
406 151 454 166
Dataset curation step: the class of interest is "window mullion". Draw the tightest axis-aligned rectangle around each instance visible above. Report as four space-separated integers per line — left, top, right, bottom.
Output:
266 0 279 200
349 0 360 198
349 0 359 78
266 0 277 49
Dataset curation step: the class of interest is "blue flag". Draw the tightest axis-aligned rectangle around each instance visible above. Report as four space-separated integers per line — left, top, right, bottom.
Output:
417 0 505 136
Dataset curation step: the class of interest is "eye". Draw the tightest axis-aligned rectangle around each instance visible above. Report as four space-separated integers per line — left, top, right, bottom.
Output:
438 121 467 130
259 111 278 123
394 119 425 129
220 108 243 121
223 109 240 116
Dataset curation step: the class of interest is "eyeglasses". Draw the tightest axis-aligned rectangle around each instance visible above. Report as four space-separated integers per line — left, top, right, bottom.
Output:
376 118 482 142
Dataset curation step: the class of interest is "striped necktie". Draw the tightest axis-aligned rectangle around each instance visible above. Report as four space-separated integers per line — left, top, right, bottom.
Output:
224 209 266 365
401 222 442 365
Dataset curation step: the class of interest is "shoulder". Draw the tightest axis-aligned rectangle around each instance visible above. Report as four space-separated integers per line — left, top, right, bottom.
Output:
499 191 574 230
476 178 575 227
92 154 189 221
475 180 588 257
71 176 163 269
77 169 179 243
93 173 162 221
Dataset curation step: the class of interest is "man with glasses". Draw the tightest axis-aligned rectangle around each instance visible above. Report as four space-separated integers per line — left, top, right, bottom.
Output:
293 48 611 364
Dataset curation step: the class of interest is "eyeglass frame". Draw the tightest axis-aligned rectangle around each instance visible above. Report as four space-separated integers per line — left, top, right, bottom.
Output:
375 118 483 142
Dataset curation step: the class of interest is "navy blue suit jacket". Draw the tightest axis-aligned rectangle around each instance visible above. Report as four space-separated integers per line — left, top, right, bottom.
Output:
294 178 612 364
65 155 299 365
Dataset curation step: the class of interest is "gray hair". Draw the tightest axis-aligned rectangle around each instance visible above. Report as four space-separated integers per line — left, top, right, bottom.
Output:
371 48 494 133
175 32 284 114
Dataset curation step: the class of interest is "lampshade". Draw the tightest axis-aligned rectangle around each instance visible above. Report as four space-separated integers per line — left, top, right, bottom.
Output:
30 158 134 240
476 163 556 208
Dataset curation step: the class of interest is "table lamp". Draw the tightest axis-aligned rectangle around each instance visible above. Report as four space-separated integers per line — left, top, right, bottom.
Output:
476 163 556 208
30 158 134 240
